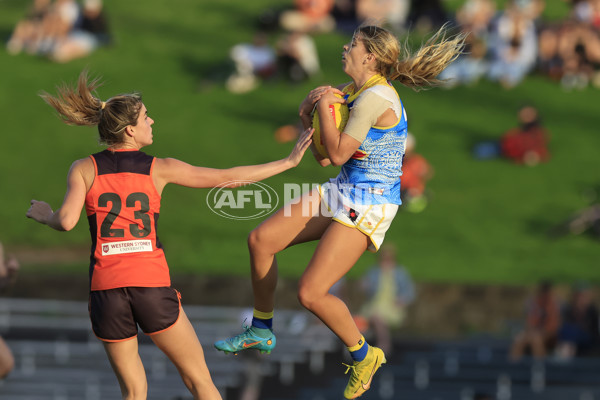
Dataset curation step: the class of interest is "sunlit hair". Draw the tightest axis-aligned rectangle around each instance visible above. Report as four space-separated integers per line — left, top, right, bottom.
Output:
356 23 467 91
39 70 143 146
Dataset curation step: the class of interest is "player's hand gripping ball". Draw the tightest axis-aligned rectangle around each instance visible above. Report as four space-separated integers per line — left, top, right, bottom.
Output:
312 94 349 158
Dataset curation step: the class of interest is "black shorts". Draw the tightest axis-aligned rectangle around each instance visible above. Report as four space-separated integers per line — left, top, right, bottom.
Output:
89 287 181 342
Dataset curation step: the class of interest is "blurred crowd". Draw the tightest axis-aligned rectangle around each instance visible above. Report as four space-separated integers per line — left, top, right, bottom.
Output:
510 280 600 362
6 0 111 63
442 0 600 90
224 0 600 93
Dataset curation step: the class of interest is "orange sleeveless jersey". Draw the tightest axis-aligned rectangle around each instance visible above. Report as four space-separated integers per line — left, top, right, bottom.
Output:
85 149 170 291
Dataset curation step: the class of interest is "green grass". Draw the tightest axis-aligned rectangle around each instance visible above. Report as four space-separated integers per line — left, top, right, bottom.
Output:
1 0 598 285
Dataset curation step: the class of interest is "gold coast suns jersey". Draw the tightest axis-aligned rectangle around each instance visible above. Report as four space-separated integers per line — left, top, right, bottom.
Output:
85 149 170 291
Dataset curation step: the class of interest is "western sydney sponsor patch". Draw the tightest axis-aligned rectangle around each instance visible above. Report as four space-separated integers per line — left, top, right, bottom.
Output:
101 240 152 256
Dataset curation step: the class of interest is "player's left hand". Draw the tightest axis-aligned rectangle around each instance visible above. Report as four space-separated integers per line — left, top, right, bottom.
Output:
26 200 53 225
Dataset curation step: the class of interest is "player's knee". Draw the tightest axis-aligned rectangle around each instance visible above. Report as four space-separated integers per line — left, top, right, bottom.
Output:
181 373 215 396
247 227 264 254
248 226 279 256
120 378 147 400
297 284 320 310
122 385 147 400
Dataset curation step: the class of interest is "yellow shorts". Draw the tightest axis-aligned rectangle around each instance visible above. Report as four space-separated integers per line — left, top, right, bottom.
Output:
319 182 398 252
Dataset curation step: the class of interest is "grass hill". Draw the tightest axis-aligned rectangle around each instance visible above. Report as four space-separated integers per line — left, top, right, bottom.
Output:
0 0 597 285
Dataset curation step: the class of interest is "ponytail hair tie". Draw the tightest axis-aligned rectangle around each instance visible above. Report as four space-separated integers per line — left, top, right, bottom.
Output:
101 101 106 110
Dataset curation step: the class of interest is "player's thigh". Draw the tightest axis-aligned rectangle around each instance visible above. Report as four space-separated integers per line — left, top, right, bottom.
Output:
251 187 331 251
150 309 210 375
103 338 146 388
299 221 369 295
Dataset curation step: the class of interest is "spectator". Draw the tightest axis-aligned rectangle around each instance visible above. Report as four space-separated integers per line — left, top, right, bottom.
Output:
50 0 111 63
440 0 495 87
400 133 434 213
537 24 565 81
499 104 550 165
519 0 547 23
28 0 81 55
355 0 411 33
358 245 416 355
456 0 497 36
5 0 52 55
440 32 490 87
331 0 359 33
572 0 600 27
487 1 538 88
557 20 600 90
555 282 599 360
276 30 320 83
226 31 277 94
279 0 336 34
0 242 20 379
408 0 449 32
509 281 561 361
472 104 550 166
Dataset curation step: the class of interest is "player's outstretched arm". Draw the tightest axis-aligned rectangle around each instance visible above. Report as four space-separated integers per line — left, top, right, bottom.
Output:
26 159 89 231
154 127 313 190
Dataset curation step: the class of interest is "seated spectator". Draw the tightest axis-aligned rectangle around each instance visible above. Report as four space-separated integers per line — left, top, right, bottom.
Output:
487 1 538 88
408 0 448 32
276 30 320 83
456 0 497 36
557 19 600 90
537 24 565 81
358 245 416 355
555 283 599 360
50 0 111 63
440 32 489 87
509 281 562 361
472 104 550 166
440 0 495 88
0 241 19 380
6 0 52 55
279 0 336 34
401 133 434 213
572 0 600 28
520 0 547 22
331 0 359 33
355 0 411 32
27 0 81 55
226 31 277 94
499 104 550 165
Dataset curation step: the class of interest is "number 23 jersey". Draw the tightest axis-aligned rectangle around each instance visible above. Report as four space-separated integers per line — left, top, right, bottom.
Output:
85 149 170 291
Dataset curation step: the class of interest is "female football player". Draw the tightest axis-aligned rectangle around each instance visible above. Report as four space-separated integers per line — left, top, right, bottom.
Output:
26 71 312 400
215 24 465 399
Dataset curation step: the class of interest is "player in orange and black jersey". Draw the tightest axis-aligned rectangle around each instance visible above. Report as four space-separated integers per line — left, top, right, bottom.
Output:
26 70 313 400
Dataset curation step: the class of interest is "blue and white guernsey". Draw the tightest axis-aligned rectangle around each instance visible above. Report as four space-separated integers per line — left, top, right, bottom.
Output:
334 77 408 205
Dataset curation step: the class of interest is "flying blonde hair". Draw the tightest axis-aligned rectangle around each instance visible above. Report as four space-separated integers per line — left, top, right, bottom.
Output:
39 70 142 146
356 23 467 90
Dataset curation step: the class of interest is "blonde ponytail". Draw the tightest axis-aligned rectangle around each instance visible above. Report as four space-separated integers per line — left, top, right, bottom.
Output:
357 24 467 91
39 70 143 146
39 70 104 127
391 25 467 90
